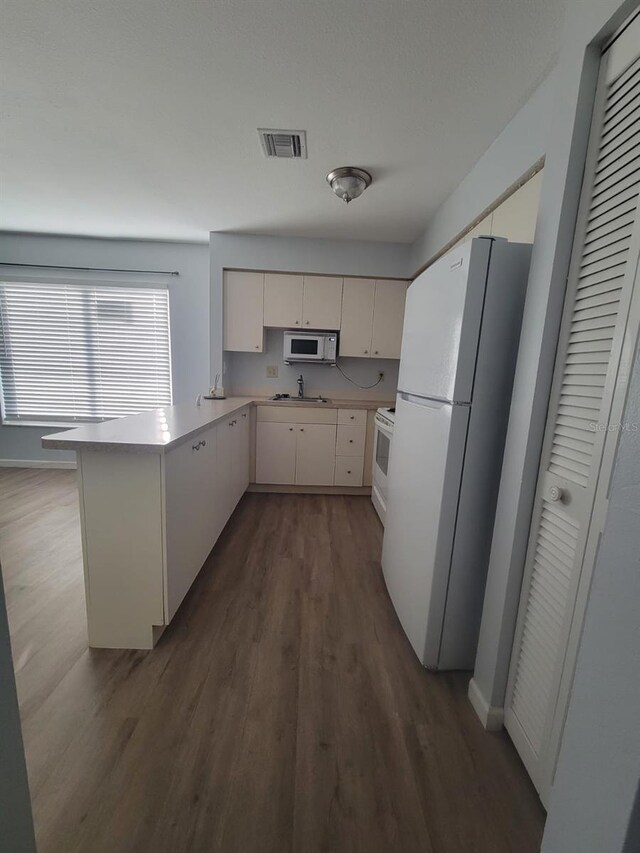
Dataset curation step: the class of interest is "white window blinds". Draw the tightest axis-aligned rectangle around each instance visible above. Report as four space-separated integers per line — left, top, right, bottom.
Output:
0 281 172 424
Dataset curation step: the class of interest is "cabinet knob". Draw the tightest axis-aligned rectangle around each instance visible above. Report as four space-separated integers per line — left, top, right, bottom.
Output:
242 413 247 418
349 439 353 443
289 427 293 431
364 350 368 354
374 350 379 355
201 439 206 447
350 415 354 420
347 470 352 474
192 442 200 451
300 428 304 432
295 320 300 325
305 321 310 325
255 345 260 349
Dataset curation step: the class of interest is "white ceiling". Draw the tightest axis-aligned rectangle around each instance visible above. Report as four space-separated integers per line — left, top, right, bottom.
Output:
1 0 564 244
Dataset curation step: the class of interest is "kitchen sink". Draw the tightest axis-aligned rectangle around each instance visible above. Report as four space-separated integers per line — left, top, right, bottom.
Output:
269 394 331 404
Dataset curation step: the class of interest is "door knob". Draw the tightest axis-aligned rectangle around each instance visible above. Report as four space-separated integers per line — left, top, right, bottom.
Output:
549 485 565 503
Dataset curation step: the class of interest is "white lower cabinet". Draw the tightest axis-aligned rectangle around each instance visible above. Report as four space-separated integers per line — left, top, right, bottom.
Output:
165 405 251 624
295 424 336 486
334 456 364 487
255 406 367 488
164 423 218 621
256 421 297 484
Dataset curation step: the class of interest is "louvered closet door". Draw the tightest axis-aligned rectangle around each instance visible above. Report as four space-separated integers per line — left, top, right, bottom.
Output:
505 15 640 806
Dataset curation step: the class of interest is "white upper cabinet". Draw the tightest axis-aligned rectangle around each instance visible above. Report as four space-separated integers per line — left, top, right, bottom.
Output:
263 274 304 328
302 275 343 329
224 271 265 352
339 278 407 359
371 280 408 359
340 278 376 357
491 170 542 243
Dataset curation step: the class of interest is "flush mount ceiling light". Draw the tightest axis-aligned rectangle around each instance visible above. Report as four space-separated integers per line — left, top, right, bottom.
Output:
326 167 372 204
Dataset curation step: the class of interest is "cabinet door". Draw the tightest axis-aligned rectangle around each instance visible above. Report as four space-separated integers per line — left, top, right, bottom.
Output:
216 418 235 524
256 421 297 484
302 276 343 330
164 426 217 621
336 423 366 457
339 278 375 357
334 456 364 487
264 273 304 328
232 408 250 502
371 280 408 359
295 424 336 486
223 271 265 352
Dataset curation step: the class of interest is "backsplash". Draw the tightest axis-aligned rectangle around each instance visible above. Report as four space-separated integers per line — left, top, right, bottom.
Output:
225 329 399 400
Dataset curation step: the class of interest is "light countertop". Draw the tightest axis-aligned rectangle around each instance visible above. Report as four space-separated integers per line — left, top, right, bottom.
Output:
42 396 394 453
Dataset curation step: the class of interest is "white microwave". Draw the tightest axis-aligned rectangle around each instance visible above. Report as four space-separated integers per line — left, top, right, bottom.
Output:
283 330 338 364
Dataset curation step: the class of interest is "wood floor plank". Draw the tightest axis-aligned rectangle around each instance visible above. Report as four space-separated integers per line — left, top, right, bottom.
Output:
0 470 545 853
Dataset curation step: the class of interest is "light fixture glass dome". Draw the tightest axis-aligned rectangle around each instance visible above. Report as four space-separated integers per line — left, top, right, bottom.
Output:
326 167 372 204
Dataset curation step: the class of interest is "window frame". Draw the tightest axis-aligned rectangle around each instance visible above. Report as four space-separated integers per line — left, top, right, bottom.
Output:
0 271 174 428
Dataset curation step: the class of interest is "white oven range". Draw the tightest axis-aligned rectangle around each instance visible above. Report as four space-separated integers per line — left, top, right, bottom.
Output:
372 406 395 525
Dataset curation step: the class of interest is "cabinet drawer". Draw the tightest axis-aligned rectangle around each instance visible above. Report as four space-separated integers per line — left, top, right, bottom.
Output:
257 405 337 424
336 424 366 456
334 456 364 487
338 408 367 426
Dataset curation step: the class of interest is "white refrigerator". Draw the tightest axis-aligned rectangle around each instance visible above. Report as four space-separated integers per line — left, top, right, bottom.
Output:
381 237 532 670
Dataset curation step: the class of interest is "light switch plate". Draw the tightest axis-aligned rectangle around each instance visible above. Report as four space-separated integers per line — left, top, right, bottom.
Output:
266 365 278 378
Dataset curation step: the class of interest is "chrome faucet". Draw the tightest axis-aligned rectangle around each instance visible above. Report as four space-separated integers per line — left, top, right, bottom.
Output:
297 374 304 398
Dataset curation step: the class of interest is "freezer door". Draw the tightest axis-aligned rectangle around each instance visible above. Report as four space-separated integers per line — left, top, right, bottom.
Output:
381 393 470 668
398 239 491 403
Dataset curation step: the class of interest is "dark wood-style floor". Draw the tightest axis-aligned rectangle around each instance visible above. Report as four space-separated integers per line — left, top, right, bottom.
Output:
0 468 545 853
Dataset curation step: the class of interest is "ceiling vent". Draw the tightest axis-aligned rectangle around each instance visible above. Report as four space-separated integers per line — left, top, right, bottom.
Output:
258 129 307 159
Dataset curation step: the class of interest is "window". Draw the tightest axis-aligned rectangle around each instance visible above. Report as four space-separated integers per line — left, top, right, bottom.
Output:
0 280 172 424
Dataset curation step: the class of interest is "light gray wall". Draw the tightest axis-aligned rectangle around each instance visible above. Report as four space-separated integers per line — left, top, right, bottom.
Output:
409 70 556 274
209 232 411 392
226 328 399 400
0 567 36 852
541 342 640 853
0 233 210 463
468 0 640 716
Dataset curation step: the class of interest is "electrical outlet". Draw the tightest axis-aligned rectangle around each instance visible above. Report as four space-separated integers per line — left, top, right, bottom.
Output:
266 365 278 378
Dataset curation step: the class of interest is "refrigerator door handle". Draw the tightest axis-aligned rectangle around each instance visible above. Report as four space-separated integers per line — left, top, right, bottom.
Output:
400 392 450 409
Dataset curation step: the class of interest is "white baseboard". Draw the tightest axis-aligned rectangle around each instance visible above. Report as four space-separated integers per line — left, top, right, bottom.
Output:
0 458 77 470
468 677 504 731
